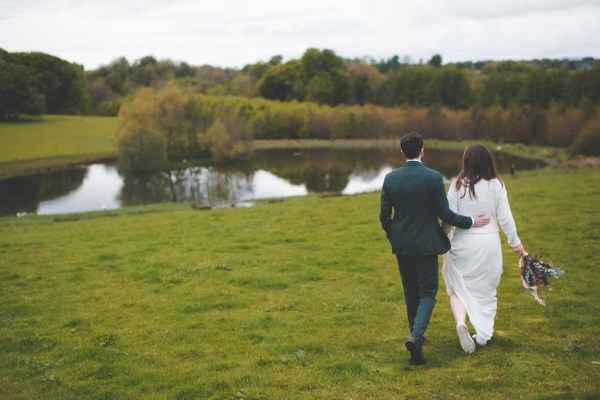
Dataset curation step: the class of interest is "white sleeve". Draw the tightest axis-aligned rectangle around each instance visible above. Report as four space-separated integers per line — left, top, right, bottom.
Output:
496 184 521 247
443 180 458 235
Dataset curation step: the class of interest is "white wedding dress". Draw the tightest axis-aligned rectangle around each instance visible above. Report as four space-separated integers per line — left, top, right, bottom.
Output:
442 178 521 342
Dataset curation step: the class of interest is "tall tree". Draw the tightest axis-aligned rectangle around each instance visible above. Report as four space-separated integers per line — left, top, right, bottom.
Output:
385 65 436 107
131 56 160 87
243 55 283 81
8 51 89 114
480 62 535 107
156 85 187 159
113 88 166 171
297 48 352 105
428 54 442 68
431 67 472 108
256 61 300 101
0 59 45 119
347 62 386 105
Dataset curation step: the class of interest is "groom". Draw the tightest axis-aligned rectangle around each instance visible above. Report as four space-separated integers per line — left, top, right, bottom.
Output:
379 132 490 365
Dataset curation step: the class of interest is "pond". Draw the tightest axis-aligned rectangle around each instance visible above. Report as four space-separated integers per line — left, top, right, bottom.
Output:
0 147 544 216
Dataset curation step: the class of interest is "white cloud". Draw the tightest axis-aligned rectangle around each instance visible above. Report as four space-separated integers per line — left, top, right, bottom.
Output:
1 0 598 69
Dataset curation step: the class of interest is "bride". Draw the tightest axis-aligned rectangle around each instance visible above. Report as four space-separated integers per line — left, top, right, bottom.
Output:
442 144 526 353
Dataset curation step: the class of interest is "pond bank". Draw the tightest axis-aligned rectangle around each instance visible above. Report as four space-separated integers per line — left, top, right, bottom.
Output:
0 146 547 217
0 153 118 180
252 139 570 166
2 138 571 180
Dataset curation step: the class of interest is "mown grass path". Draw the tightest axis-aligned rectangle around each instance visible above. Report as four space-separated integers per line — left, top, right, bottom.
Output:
1 167 599 399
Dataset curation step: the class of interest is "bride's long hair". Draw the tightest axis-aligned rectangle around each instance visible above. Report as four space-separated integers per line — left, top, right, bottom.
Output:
455 144 503 199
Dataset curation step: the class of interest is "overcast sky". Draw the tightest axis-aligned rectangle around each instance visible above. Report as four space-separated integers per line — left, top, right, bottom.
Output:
1 0 599 70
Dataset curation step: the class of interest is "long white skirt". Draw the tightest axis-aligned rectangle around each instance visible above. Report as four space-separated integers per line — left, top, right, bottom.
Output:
442 231 502 341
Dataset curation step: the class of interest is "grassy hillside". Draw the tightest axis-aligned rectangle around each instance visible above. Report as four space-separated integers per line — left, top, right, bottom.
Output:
0 115 117 178
1 168 599 399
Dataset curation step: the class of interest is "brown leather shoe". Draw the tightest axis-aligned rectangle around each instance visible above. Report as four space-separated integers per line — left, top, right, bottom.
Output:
405 335 426 365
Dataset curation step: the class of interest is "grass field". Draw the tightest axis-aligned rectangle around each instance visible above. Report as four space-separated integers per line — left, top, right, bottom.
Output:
0 115 118 178
1 167 599 399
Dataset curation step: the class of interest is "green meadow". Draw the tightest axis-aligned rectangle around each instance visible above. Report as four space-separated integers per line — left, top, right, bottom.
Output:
0 115 117 178
1 115 599 398
1 167 599 399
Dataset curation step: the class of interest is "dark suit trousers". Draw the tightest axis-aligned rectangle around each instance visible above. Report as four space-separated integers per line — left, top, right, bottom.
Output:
396 254 439 338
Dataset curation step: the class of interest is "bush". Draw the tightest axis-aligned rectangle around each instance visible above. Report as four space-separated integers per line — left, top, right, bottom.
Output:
199 119 248 163
112 88 167 171
115 125 167 171
96 97 126 116
570 118 600 156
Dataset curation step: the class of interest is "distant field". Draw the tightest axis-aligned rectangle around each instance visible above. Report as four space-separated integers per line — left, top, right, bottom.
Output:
0 115 117 178
0 115 117 162
0 168 599 399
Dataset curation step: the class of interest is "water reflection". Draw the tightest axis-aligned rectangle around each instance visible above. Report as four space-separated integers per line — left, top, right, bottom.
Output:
343 168 393 195
251 171 307 200
119 166 308 209
37 165 122 215
0 167 86 215
0 147 543 216
119 167 256 207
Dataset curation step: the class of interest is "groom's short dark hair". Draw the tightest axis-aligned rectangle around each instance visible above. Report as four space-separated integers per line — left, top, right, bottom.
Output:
400 132 423 159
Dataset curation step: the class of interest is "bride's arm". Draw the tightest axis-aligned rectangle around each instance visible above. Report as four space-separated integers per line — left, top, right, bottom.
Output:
496 182 523 251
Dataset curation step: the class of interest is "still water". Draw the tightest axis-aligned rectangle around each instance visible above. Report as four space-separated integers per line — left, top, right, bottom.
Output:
0 148 543 216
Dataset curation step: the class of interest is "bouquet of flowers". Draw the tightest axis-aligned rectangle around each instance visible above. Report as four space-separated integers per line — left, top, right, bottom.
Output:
519 254 565 306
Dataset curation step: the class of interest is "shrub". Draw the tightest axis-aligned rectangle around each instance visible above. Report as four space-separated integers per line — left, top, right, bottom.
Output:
114 122 167 171
96 97 126 116
199 119 248 163
570 118 600 156
112 88 167 171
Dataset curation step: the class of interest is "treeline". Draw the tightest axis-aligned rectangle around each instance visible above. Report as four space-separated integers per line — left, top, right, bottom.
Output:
113 85 600 171
2 48 600 155
3 47 598 117
84 49 600 112
0 50 89 119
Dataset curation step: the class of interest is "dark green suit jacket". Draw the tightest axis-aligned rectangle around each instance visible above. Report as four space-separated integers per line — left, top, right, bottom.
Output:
380 160 473 255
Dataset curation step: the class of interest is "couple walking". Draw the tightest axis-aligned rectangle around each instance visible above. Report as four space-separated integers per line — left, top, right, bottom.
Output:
379 132 525 365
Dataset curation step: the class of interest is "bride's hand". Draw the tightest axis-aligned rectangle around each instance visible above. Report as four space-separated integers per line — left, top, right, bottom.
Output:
512 244 526 257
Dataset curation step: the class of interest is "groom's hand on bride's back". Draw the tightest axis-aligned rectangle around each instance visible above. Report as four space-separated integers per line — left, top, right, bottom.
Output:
472 214 491 228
